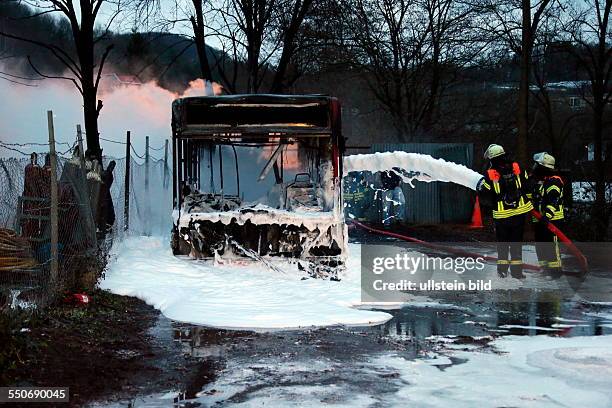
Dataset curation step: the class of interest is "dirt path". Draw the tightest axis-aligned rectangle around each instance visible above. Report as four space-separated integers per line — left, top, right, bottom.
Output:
4 290 200 407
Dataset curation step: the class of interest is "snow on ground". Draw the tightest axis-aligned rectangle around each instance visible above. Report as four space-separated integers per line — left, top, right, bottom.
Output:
373 334 612 408
100 236 393 330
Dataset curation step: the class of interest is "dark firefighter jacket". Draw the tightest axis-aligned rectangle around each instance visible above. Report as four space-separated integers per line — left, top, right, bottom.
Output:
529 175 565 221
480 162 533 219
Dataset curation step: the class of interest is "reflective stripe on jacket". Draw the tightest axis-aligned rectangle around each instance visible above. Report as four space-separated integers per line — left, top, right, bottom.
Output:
480 162 533 219
532 175 564 221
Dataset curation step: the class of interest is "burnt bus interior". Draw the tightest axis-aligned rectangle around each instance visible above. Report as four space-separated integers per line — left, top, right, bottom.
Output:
171 95 345 270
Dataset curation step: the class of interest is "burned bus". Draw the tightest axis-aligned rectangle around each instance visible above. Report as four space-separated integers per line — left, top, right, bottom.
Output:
170 95 346 276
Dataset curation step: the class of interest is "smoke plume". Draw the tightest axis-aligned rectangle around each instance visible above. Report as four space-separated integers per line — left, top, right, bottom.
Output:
0 72 221 159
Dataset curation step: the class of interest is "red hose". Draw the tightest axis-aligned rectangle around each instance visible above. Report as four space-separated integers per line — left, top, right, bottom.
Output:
351 220 542 271
530 209 588 272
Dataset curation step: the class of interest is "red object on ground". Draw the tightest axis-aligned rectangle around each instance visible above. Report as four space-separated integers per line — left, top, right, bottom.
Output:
469 197 483 228
530 209 588 273
64 293 90 305
74 294 90 304
352 220 542 271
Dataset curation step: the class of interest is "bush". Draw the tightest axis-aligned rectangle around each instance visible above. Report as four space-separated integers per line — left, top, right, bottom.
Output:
0 312 29 385
566 203 611 241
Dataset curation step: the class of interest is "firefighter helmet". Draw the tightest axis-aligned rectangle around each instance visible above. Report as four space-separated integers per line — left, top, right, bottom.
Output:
533 152 555 169
484 144 505 160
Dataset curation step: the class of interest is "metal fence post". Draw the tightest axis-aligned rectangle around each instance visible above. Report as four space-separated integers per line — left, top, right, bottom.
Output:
47 111 59 291
124 131 131 232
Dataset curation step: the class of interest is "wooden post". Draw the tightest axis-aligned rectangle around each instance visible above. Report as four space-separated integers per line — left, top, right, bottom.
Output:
124 131 131 232
77 124 95 245
145 136 150 235
76 125 85 167
163 139 169 189
47 111 59 290
145 136 150 193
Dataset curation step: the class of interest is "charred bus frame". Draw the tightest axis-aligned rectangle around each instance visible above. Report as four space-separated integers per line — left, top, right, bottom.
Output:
171 95 346 273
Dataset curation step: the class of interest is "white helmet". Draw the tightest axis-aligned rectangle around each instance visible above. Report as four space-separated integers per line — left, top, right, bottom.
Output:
484 144 505 160
533 152 555 169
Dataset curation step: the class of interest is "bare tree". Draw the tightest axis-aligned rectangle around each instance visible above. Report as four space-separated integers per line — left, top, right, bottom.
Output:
204 0 317 93
477 0 559 162
160 0 215 81
0 0 126 160
135 0 315 93
563 0 612 240
189 0 214 81
342 0 479 141
129 0 214 83
231 0 276 92
268 0 314 92
529 19 581 159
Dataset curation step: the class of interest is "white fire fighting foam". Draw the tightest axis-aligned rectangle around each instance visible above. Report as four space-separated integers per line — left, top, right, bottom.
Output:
368 334 612 407
172 334 612 407
174 205 338 232
100 236 393 330
344 151 483 190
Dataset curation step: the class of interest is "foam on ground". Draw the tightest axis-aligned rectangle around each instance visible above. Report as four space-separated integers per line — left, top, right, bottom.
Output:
99 236 393 330
100 236 582 330
183 334 612 407
372 334 612 407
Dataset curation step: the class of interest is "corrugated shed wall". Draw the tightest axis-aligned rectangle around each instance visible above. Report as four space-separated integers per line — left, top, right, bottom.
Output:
370 143 475 224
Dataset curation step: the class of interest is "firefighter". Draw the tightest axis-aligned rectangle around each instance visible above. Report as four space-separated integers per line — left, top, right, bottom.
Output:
477 144 533 279
344 172 373 221
380 170 405 225
530 152 564 277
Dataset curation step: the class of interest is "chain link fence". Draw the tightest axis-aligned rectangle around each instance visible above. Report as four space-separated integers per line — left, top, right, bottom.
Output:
105 155 172 238
0 135 172 311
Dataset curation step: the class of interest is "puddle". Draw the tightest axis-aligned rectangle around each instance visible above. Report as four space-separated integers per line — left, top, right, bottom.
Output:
370 299 612 339
96 297 612 407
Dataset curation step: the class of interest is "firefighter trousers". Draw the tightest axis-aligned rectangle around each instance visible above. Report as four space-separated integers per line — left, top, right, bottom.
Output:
494 214 526 278
534 220 563 273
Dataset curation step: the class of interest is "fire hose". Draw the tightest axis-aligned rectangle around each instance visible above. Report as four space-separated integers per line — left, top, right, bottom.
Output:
352 215 588 273
351 220 541 271
351 220 541 272
530 209 588 272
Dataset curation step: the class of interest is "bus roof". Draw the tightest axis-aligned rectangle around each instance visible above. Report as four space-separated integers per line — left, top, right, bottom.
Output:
172 94 339 138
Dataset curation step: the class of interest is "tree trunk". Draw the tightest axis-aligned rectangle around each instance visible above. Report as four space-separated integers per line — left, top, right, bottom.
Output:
82 84 101 160
592 0 611 240
269 0 313 94
269 38 296 93
592 98 607 240
517 0 532 165
247 44 261 93
191 0 213 82
76 14 102 161
423 40 441 131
